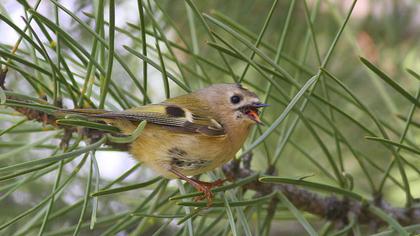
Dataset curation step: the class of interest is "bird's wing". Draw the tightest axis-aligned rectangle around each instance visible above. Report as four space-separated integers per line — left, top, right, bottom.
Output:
92 102 225 137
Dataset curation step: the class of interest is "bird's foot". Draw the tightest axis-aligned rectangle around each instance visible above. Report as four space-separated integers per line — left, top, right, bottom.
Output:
192 178 230 206
169 168 230 207
193 184 214 207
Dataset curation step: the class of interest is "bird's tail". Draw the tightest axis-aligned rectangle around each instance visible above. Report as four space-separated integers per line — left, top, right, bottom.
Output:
54 109 135 134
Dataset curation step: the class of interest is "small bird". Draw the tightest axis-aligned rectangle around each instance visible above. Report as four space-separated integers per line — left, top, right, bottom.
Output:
61 83 267 205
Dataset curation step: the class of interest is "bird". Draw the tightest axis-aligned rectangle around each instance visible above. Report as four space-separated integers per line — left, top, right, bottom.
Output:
59 83 268 206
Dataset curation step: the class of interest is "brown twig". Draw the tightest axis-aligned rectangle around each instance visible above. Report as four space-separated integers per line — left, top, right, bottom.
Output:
222 153 420 229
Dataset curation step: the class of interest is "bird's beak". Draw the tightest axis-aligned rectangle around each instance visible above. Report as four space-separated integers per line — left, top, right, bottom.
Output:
243 103 269 125
247 109 263 124
252 103 270 108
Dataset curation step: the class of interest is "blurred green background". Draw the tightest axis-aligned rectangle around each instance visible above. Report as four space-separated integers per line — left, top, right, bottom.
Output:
0 0 419 235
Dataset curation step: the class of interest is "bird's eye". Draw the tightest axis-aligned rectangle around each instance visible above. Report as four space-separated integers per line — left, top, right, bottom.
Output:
230 95 241 104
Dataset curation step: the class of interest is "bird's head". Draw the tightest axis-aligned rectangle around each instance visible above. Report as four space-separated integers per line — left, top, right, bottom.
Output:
197 83 269 126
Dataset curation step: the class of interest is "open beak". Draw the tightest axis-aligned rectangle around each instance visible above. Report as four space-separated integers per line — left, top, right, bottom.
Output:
241 103 269 125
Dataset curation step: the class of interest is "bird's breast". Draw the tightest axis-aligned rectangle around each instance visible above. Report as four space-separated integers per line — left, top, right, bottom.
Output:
129 124 242 178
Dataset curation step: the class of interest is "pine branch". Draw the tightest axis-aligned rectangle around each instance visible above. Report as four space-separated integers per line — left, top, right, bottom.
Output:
1 70 129 150
9 95 419 228
222 153 420 228
3 70 419 230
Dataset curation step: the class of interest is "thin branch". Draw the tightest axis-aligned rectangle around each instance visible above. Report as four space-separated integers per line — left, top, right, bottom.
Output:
3 70 420 230
222 154 420 228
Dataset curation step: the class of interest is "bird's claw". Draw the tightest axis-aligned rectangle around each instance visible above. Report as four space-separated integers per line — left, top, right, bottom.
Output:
192 178 228 207
193 185 213 207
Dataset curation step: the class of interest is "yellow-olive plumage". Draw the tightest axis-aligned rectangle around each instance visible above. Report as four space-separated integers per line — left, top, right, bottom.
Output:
59 83 267 204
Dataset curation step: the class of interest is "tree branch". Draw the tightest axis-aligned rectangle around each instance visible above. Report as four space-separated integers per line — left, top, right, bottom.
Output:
3 70 419 229
222 153 420 228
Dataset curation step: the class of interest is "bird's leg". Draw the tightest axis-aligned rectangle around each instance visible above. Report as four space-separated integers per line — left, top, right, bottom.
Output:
190 178 229 202
170 168 220 207
193 178 228 188
193 175 235 195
